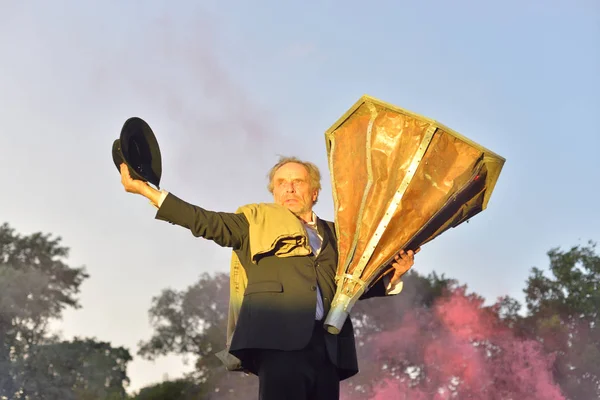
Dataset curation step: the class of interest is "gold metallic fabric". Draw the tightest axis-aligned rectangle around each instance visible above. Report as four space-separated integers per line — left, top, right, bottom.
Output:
325 95 505 301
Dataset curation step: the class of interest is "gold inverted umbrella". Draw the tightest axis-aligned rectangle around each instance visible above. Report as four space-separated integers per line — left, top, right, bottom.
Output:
323 95 505 334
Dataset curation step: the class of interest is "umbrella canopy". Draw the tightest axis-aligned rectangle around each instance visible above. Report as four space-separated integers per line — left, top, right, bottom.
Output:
323 95 505 334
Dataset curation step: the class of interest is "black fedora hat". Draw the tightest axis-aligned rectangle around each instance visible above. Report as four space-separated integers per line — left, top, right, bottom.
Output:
112 117 162 189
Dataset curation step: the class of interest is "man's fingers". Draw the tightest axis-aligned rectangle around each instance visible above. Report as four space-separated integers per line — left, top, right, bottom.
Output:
399 248 420 258
397 248 421 256
120 163 130 178
393 247 420 267
120 163 138 193
390 247 419 285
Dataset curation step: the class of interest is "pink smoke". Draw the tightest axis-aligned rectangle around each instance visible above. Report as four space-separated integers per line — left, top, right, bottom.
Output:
354 289 565 400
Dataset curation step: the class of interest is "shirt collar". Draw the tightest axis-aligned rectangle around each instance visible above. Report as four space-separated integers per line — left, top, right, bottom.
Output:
302 212 318 228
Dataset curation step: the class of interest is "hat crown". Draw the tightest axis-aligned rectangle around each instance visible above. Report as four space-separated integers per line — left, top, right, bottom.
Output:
112 117 162 188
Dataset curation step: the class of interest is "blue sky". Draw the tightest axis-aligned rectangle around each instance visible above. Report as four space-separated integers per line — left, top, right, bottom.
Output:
1 0 598 393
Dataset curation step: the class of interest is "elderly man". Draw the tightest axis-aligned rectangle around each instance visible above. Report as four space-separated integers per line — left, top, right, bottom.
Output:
119 156 416 400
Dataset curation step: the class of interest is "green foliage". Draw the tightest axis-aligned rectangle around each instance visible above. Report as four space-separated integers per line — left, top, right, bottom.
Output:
132 379 205 400
137 272 230 385
337 271 461 397
350 270 457 338
137 272 259 398
0 222 88 323
522 241 600 399
18 338 132 400
0 222 131 399
525 241 600 320
134 239 600 399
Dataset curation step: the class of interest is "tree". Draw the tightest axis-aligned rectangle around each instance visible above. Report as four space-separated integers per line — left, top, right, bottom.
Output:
138 272 261 399
347 283 563 400
18 338 132 400
132 379 205 400
351 270 456 336
137 272 241 393
522 241 600 399
0 222 132 399
0 222 89 397
138 270 459 399
341 271 455 397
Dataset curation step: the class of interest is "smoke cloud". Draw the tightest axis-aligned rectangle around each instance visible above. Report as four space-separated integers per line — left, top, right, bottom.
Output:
85 9 279 190
345 288 565 400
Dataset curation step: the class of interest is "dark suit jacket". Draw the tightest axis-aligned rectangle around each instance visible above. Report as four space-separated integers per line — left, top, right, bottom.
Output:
155 193 389 380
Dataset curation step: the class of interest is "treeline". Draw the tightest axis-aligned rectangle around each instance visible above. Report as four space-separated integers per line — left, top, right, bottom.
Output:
1 222 598 399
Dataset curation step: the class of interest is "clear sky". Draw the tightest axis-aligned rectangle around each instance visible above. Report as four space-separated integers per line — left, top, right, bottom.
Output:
1 0 598 393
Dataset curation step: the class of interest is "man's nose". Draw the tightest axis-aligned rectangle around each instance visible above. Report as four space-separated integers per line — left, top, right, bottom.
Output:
283 182 295 192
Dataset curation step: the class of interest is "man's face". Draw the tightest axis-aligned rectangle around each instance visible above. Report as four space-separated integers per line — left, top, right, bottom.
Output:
272 162 318 218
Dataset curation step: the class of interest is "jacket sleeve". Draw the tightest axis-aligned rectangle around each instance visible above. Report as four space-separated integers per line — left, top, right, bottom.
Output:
359 276 403 300
359 278 388 299
155 192 249 249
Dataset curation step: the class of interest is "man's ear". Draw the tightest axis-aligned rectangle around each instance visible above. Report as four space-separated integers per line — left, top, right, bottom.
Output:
312 190 319 202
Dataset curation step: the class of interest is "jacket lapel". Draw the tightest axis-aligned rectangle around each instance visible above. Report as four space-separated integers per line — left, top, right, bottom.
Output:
316 218 330 253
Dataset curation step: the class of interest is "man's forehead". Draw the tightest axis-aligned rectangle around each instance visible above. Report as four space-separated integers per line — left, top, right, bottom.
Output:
273 163 309 178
